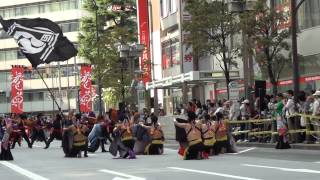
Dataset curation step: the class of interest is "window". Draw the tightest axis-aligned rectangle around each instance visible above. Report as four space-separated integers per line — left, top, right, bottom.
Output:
0 51 5 61
24 92 33 102
5 50 17 60
0 93 6 103
69 0 78 9
0 72 9 81
59 21 80 32
170 0 177 14
298 0 320 29
33 92 44 101
161 0 169 18
27 5 39 14
161 38 180 69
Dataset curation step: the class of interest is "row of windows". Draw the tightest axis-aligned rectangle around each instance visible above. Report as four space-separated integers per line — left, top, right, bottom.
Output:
0 90 78 103
0 21 79 39
0 0 79 19
0 66 79 81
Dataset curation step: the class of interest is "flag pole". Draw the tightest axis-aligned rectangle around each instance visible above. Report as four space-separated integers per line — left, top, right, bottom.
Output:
34 68 65 119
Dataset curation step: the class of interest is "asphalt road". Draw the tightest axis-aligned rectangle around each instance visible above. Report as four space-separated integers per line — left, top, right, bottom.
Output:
1 141 320 180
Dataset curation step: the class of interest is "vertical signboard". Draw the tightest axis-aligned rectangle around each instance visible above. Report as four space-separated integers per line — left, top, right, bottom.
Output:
80 64 92 113
181 0 194 73
137 0 151 84
11 65 24 114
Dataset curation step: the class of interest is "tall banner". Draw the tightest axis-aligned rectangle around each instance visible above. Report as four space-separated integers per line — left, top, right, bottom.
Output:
80 64 92 113
137 0 151 84
181 0 194 73
11 65 24 114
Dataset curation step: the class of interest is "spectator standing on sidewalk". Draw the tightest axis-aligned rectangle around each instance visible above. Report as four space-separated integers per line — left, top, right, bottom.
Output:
239 99 250 142
284 90 299 143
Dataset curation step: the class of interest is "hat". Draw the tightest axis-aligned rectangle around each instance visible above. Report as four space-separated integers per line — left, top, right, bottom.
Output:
313 91 320 96
242 99 250 104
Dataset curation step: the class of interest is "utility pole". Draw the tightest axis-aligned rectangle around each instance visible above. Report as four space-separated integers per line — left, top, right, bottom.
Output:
291 0 307 103
291 0 299 102
92 0 103 116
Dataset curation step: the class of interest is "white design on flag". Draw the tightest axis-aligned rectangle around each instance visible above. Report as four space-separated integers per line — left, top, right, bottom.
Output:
14 31 46 54
7 22 59 62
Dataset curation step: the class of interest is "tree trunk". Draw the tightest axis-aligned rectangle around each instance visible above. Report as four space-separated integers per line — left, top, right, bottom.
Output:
271 81 278 96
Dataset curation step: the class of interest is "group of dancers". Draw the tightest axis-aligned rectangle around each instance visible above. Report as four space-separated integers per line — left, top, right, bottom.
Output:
0 107 235 161
0 109 166 160
174 111 234 160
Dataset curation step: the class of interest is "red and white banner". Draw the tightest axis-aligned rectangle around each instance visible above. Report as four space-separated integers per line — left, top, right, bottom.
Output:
11 65 24 114
137 0 151 84
80 64 92 113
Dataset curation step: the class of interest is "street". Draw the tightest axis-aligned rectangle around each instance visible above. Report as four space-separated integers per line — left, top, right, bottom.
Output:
1 141 320 180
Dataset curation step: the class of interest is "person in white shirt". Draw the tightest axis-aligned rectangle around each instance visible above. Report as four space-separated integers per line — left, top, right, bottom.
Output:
284 90 299 143
238 99 250 142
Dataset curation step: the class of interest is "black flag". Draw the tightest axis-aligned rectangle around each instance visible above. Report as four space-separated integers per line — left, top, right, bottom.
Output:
0 17 77 67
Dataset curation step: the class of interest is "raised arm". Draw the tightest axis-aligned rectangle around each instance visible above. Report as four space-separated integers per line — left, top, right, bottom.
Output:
173 118 188 128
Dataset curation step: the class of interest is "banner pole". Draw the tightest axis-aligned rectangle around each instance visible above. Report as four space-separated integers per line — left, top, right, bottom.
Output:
34 68 65 129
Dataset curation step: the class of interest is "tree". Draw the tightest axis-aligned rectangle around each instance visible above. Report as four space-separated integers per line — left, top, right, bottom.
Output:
78 0 137 103
242 0 290 96
184 0 240 99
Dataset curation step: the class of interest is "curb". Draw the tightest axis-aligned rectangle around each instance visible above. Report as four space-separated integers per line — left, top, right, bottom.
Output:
236 142 320 150
165 140 320 150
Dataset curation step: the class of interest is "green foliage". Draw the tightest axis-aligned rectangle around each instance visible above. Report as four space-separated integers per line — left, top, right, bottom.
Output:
241 0 291 95
78 0 137 101
184 0 240 98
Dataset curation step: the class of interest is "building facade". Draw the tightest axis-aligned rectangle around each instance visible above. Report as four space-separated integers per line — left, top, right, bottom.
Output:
0 0 86 114
147 0 320 115
148 0 242 115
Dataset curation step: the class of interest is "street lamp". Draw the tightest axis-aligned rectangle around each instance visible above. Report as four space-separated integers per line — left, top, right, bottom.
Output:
117 43 144 109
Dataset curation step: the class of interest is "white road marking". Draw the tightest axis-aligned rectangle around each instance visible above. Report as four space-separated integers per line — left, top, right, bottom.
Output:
88 153 97 156
242 164 320 174
0 161 49 180
230 147 256 155
32 145 42 148
164 148 177 152
99 169 146 180
168 167 263 180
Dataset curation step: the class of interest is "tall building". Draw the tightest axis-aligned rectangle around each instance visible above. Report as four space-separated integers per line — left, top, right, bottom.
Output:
0 0 86 114
148 0 242 114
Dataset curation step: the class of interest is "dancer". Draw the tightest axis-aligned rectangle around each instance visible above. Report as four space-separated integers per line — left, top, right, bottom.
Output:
45 114 63 149
0 118 14 161
201 114 216 157
112 118 136 159
30 114 48 148
142 113 164 155
174 111 205 160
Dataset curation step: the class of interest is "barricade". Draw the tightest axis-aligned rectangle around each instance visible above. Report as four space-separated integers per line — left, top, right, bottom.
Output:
158 114 320 143
227 114 320 144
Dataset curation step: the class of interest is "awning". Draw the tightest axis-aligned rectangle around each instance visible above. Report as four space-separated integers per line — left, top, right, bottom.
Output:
146 70 241 90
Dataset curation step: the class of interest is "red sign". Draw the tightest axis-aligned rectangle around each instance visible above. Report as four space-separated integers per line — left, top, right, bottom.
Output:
137 0 151 84
80 64 92 113
11 65 24 114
